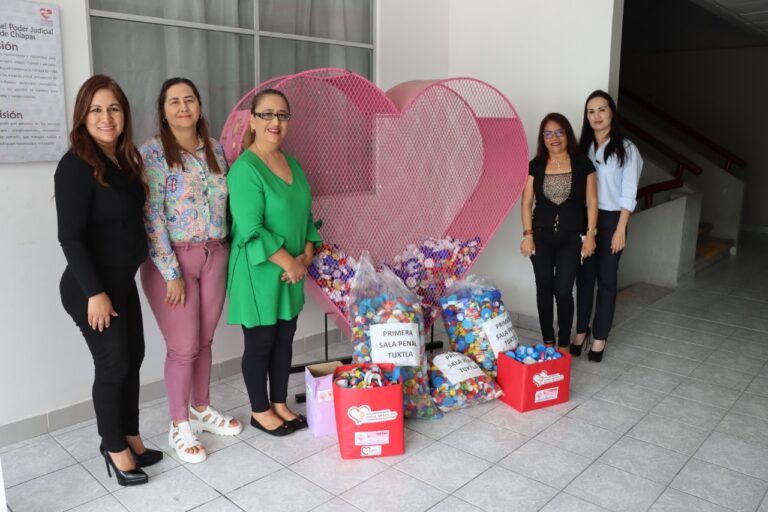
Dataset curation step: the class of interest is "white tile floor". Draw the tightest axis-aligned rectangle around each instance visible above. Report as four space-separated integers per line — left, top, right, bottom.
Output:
3 233 768 512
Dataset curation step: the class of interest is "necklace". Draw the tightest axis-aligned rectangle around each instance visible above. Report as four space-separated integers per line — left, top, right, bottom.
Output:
550 156 568 171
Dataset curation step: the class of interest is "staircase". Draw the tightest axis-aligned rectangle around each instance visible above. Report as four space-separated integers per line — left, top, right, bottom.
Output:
615 87 746 288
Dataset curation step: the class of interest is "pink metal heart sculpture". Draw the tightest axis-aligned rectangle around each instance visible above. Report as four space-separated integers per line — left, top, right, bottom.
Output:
220 69 528 337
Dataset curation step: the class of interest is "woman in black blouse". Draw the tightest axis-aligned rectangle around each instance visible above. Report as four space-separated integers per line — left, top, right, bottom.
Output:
520 113 598 349
55 75 161 486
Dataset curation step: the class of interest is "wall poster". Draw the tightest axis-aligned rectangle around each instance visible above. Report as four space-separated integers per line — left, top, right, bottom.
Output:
0 0 66 163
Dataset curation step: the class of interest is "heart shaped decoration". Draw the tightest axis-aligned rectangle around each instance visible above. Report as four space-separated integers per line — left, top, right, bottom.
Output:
39 7 53 20
347 405 370 425
221 69 528 336
360 446 380 457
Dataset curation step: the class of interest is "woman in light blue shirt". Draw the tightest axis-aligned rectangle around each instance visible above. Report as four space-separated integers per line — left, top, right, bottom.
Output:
571 90 643 362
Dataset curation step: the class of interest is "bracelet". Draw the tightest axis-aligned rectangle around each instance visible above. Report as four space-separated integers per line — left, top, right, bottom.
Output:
585 227 597 236
522 235 533 240
523 228 534 236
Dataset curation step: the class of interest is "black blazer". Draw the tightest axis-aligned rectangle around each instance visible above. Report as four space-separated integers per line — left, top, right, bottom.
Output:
54 150 148 297
528 153 595 234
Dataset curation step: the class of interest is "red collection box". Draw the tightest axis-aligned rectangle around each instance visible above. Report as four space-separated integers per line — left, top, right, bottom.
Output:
496 351 571 412
333 363 405 459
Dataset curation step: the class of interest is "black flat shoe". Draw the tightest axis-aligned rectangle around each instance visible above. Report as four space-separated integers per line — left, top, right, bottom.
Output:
286 414 308 431
250 416 295 437
100 446 148 487
130 446 164 468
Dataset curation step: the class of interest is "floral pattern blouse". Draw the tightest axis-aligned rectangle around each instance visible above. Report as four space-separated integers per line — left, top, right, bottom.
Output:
140 136 229 280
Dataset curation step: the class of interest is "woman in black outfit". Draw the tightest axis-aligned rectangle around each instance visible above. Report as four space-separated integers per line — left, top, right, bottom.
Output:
520 113 598 349
55 75 162 486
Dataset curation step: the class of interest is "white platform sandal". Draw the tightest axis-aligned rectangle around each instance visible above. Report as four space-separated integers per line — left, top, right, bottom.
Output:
168 421 207 464
188 405 243 436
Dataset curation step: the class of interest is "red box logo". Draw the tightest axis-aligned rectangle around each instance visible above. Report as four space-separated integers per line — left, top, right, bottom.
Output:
496 351 571 412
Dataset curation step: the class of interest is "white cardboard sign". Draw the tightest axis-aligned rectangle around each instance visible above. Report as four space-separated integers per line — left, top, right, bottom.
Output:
482 311 518 356
369 322 420 366
432 352 485 385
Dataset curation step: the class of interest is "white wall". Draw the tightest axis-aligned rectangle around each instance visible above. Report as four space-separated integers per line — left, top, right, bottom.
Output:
618 193 702 288
376 0 449 91
2 0 624 430
1 0 94 426
608 0 626 96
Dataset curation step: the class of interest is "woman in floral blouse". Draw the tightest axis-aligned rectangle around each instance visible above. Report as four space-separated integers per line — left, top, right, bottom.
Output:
139 77 241 464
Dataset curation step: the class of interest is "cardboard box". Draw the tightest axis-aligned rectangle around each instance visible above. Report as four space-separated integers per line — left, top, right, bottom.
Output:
305 361 343 437
333 363 404 459
496 351 571 412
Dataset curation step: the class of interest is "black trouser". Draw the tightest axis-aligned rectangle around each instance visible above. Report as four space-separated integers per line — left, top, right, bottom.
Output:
530 228 582 346
241 317 298 413
60 266 145 453
577 210 623 341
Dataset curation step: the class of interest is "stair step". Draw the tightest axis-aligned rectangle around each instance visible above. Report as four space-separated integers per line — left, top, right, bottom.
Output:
698 221 714 239
695 238 733 272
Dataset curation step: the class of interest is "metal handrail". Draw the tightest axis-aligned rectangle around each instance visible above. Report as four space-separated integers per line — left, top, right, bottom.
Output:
619 115 702 209
620 87 746 172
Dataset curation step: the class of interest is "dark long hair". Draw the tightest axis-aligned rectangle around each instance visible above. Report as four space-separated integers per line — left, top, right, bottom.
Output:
156 77 222 174
579 89 627 167
535 113 579 162
69 74 142 186
242 88 291 150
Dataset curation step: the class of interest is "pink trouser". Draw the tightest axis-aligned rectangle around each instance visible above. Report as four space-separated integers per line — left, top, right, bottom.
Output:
140 240 229 422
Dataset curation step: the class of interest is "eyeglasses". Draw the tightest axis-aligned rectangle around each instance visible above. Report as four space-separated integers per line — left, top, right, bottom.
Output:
543 129 565 139
252 111 291 121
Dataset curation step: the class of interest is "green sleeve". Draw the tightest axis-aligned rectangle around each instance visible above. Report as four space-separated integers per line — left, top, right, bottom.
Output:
228 163 285 265
306 214 322 245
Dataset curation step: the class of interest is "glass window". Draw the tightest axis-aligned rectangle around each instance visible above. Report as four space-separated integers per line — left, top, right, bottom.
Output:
90 1 373 142
91 17 254 142
259 0 372 44
90 0 255 29
260 37 371 82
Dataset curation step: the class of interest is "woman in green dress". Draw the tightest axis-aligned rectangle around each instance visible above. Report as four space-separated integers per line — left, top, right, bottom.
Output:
227 89 321 436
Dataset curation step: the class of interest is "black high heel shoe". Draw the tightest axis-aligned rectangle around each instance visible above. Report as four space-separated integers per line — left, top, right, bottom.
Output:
100 446 148 486
570 329 591 357
130 446 164 468
588 339 606 363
